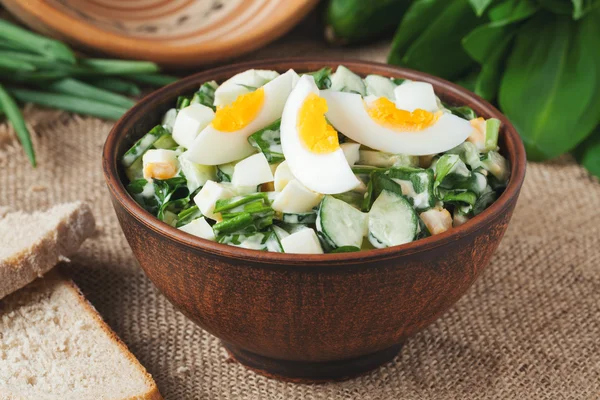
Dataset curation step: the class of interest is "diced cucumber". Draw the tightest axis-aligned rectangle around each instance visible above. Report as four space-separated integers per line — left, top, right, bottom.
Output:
451 170 488 195
153 134 178 149
266 225 289 252
178 154 216 193
161 108 177 132
364 74 397 99
282 212 317 224
162 210 178 227
357 150 419 168
191 81 218 110
122 125 168 167
316 195 368 250
330 65 366 96
447 142 482 170
216 162 236 182
125 157 144 182
248 119 283 163
368 190 417 248
481 151 509 183
340 142 361 166
484 118 501 152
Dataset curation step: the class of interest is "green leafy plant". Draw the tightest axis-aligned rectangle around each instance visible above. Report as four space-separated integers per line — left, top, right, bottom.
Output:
388 0 600 176
0 19 177 167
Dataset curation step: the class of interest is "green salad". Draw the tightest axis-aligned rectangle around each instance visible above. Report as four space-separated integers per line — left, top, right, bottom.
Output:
123 65 510 254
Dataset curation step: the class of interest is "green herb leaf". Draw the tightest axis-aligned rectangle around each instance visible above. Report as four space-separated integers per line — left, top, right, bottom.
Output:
468 0 495 16
389 0 482 80
573 124 600 178
498 11 600 160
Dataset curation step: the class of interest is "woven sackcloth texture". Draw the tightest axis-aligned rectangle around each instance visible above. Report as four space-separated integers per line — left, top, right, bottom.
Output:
1 17 599 400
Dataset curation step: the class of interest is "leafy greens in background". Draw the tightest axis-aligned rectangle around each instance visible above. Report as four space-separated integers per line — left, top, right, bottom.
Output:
386 0 600 176
0 18 177 167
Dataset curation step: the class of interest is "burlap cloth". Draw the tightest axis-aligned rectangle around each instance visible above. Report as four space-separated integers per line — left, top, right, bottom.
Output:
1 16 599 400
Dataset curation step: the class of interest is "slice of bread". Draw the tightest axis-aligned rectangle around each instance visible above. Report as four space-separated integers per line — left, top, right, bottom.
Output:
0 202 96 300
0 273 162 400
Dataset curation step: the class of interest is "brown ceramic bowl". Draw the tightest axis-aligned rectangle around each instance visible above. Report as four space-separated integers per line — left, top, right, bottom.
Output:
103 59 526 382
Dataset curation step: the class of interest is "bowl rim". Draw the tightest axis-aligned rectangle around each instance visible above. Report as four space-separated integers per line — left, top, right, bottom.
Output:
103 58 527 266
7 0 319 66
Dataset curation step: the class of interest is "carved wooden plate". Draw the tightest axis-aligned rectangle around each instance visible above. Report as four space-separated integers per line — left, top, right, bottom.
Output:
1 0 319 67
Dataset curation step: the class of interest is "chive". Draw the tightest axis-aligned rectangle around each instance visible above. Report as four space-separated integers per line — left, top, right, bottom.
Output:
8 87 129 121
6 70 72 83
85 77 142 96
130 73 179 87
0 57 36 72
79 59 160 75
0 84 35 166
44 78 136 108
0 20 76 64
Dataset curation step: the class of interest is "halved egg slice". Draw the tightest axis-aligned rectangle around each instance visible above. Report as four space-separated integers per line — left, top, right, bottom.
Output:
321 82 472 156
280 75 360 195
186 69 298 165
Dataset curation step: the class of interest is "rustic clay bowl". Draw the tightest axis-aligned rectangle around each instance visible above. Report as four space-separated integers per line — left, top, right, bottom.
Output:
103 59 526 382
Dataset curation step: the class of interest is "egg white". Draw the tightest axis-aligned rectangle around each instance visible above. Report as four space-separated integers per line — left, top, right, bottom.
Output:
321 90 472 156
280 75 360 195
186 69 299 166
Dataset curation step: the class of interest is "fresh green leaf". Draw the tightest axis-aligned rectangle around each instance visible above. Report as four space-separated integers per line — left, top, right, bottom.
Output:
573 124 600 178
191 81 217 110
122 125 169 167
389 0 482 80
498 11 600 160
468 0 495 16
248 119 283 163
0 84 35 166
306 67 333 90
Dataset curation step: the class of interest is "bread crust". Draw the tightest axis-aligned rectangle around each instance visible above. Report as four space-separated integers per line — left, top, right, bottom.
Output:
0 202 96 300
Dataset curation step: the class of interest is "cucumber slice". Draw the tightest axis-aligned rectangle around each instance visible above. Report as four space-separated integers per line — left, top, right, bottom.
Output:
216 162 236 182
330 65 366 96
316 195 368 249
125 157 144 182
357 150 419 168
364 75 397 99
282 212 317 224
179 154 217 193
368 190 417 248
153 134 178 150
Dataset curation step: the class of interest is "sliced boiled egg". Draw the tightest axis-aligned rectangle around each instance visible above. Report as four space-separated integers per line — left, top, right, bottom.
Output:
231 153 273 187
172 104 215 149
280 75 360 194
321 88 472 156
142 149 180 180
214 69 280 107
186 70 298 165
272 179 323 214
394 81 438 112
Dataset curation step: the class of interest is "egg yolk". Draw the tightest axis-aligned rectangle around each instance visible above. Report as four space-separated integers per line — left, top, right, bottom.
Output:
367 97 439 131
143 162 178 180
211 87 265 132
298 93 339 154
